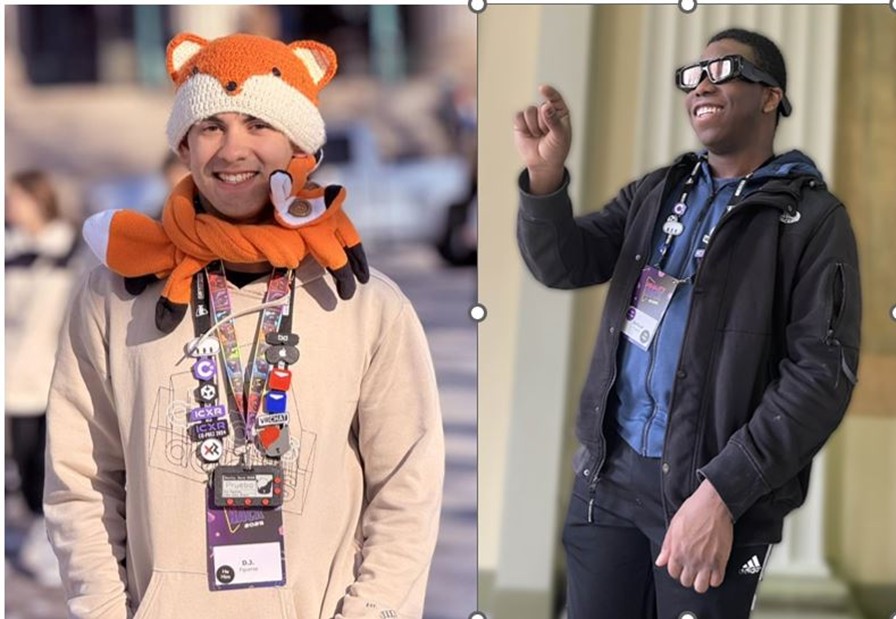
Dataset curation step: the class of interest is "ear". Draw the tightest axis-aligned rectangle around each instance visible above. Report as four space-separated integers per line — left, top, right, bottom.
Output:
763 86 783 115
176 139 191 167
167 33 207 82
290 41 338 89
288 153 319 182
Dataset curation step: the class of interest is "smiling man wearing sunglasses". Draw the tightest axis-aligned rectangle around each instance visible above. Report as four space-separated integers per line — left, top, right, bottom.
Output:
513 28 860 618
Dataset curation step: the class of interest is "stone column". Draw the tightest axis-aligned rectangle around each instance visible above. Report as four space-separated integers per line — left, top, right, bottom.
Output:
479 6 596 618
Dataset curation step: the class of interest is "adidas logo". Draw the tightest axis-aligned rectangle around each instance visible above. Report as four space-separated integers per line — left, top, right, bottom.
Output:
739 555 762 575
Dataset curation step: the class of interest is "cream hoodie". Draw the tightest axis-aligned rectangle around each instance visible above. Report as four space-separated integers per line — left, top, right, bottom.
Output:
45 259 444 619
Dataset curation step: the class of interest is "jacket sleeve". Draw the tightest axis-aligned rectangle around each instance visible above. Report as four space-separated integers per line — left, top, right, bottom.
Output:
699 205 861 521
44 269 131 619
337 299 444 619
516 168 637 289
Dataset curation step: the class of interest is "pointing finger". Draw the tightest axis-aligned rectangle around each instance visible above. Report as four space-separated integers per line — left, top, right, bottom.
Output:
539 84 569 115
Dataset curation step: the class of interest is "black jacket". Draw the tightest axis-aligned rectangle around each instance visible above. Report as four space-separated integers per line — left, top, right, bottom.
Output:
517 151 861 544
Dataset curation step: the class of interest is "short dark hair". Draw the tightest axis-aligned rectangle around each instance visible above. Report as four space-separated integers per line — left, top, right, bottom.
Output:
11 169 59 222
708 28 788 118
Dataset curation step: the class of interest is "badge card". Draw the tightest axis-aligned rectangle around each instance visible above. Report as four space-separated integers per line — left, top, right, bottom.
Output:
622 265 681 351
206 486 286 591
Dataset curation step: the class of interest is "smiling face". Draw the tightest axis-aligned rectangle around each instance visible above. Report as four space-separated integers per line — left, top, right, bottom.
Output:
178 112 299 223
685 39 779 157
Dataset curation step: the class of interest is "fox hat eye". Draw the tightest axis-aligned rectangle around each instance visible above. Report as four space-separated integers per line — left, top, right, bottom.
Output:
272 67 281 77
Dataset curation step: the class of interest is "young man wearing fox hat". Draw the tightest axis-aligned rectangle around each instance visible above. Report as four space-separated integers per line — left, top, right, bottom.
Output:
44 33 444 619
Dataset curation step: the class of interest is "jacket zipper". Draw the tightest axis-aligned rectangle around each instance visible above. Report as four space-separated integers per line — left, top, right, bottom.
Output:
585 158 695 495
657 182 800 521
642 185 722 454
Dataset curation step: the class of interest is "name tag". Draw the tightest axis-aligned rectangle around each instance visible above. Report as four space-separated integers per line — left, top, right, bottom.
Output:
206 484 286 591
622 265 681 351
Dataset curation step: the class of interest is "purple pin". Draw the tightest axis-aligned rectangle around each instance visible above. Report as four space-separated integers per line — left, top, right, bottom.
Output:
673 202 687 216
192 357 217 382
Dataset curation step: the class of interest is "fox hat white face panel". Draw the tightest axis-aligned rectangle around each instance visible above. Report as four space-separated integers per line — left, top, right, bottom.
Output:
165 33 338 155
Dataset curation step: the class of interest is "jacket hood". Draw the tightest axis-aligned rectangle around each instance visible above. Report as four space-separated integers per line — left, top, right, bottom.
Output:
675 149 825 184
764 149 824 182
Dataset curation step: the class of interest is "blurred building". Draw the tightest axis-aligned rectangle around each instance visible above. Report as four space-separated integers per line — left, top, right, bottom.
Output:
479 5 895 619
4 5 476 237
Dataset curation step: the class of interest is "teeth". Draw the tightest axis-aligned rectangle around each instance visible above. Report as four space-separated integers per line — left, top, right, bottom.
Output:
696 106 721 118
218 172 255 184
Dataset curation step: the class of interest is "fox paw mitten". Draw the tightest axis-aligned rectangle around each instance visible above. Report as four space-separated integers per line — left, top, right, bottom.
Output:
81 32 368 334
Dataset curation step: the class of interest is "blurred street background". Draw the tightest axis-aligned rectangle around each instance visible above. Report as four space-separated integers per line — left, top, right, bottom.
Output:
4 5 477 618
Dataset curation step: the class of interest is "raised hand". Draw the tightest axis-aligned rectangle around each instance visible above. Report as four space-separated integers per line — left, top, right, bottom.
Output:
513 84 572 195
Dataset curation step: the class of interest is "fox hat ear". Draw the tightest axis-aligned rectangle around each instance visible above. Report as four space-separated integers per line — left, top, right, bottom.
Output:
290 41 338 90
167 33 208 82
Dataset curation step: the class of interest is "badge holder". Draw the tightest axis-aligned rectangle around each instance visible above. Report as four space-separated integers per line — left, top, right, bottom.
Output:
622 266 681 351
213 462 285 508
205 474 286 591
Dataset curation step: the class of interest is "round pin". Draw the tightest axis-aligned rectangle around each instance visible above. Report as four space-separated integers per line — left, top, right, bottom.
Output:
288 199 313 218
198 438 224 462
265 345 299 365
192 357 217 381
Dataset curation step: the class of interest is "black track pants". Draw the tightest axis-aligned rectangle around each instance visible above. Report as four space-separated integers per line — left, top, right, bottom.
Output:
562 435 770 619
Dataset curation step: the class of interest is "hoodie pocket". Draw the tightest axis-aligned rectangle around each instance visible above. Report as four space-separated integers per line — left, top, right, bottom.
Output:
133 571 296 619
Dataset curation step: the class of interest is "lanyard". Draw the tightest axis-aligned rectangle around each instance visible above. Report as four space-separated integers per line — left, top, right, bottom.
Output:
657 157 754 270
204 262 292 444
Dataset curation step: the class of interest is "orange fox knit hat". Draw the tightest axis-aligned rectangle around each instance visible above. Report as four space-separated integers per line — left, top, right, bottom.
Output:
165 32 338 155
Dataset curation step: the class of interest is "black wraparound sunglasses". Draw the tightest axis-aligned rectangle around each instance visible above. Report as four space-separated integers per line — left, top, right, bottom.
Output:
675 55 792 117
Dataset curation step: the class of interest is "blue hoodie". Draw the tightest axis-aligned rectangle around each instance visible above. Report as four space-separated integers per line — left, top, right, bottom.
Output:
610 150 823 457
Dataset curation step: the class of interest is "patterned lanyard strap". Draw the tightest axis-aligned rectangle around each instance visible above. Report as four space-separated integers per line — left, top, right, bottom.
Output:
203 262 295 458
657 156 754 268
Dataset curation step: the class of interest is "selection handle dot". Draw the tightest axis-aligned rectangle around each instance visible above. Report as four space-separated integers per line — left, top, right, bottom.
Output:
468 0 487 14
470 303 487 322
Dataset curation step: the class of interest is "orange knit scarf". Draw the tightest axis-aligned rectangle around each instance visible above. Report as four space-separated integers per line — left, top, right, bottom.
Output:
86 160 367 333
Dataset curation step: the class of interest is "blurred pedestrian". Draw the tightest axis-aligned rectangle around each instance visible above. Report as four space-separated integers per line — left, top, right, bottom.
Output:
5 169 78 587
45 32 443 618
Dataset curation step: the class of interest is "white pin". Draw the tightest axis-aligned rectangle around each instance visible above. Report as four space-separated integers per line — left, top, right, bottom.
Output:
663 220 684 236
185 336 220 358
199 438 224 463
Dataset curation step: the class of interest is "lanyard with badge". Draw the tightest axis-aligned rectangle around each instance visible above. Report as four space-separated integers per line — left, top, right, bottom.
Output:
188 261 299 591
622 157 753 351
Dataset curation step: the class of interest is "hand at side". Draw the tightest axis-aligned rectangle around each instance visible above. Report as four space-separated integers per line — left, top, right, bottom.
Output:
655 478 734 593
